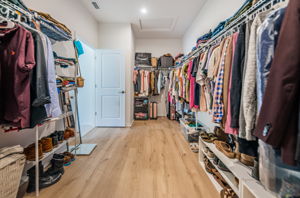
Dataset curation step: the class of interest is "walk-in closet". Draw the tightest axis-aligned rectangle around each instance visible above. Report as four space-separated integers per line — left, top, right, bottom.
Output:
0 0 299 197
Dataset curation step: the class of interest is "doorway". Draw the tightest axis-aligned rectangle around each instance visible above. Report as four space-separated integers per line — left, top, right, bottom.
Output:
95 50 126 127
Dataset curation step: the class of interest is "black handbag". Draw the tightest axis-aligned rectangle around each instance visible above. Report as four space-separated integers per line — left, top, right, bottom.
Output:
135 53 152 66
158 54 174 68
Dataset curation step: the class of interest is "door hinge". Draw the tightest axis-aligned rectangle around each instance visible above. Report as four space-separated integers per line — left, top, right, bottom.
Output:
95 112 97 116
95 84 97 88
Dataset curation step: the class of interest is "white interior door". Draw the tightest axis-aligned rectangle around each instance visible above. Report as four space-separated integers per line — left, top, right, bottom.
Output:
96 50 125 127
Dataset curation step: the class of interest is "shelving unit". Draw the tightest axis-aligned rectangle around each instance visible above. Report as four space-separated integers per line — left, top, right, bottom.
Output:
134 97 149 120
198 137 276 198
24 141 67 171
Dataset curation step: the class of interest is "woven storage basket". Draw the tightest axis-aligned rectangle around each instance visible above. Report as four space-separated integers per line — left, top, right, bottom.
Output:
0 149 26 198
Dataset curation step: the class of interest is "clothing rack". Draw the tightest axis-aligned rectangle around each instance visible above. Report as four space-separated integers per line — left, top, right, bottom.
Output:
134 65 176 71
0 1 78 197
0 0 71 41
179 0 284 67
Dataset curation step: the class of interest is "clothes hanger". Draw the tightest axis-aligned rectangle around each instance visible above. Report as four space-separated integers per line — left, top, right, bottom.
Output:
0 15 15 29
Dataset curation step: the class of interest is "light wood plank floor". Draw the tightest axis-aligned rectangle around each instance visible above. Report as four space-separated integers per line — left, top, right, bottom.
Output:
26 118 219 198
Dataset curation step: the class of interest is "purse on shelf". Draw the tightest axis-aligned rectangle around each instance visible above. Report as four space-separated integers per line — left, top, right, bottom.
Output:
135 52 152 66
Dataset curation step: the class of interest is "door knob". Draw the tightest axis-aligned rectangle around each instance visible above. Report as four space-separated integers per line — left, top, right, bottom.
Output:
119 91 126 94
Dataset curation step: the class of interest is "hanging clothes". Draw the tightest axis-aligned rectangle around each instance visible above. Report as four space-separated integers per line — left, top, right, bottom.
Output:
240 11 269 140
29 29 51 127
254 1 297 165
212 37 230 124
45 36 62 118
225 32 239 135
230 23 246 128
0 24 35 128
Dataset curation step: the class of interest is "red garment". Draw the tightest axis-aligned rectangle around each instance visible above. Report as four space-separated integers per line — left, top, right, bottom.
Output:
187 61 195 109
0 25 36 128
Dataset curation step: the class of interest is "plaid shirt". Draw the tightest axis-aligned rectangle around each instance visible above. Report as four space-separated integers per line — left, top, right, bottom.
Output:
213 38 230 123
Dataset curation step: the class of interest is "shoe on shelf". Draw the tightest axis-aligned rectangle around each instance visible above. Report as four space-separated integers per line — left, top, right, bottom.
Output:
204 157 215 174
50 133 59 148
24 143 43 161
207 150 215 159
234 141 241 160
251 158 259 180
217 160 230 172
215 141 235 159
200 131 218 143
240 153 255 166
41 137 53 153
213 156 219 165
212 169 229 189
213 126 228 142
45 154 65 176
63 130 70 140
27 162 62 193
56 131 65 143
65 128 75 138
220 187 238 198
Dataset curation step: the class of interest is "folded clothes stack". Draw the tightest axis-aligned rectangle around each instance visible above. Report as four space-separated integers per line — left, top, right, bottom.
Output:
54 52 77 78
31 10 72 41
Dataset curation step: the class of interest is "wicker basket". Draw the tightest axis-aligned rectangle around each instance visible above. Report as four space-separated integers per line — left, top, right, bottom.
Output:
0 147 26 198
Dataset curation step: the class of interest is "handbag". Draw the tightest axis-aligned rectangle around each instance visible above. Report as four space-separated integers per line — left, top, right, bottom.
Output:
76 63 85 88
135 53 151 66
151 57 158 67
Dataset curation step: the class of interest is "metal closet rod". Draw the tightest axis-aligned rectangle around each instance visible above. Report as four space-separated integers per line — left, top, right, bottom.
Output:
0 0 71 41
179 0 285 66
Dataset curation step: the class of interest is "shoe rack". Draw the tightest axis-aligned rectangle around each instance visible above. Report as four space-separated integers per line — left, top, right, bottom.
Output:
196 115 277 198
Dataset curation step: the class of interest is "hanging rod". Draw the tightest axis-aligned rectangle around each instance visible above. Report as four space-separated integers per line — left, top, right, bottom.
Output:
0 0 71 41
179 0 284 67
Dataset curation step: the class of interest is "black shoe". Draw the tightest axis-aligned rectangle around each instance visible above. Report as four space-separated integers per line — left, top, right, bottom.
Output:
50 133 59 147
27 162 44 180
27 172 62 193
251 158 259 180
45 154 65 176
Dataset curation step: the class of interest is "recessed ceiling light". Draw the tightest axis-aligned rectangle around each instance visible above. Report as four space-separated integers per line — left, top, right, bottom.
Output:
140 8 147 14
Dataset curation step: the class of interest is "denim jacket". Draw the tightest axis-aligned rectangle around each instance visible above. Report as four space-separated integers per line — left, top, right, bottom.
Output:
256 8 286 112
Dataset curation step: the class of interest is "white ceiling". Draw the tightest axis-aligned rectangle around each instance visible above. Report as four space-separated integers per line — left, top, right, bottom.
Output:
79 0 206 38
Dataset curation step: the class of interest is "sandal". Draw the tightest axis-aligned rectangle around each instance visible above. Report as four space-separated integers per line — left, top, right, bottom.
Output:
190 143 199 153
204 157 215 174
240 154 255 166
63 151 75 162
220 187 238 198
215 141 235 159
212 169 228 188
207 150 215 159
200 132 218 143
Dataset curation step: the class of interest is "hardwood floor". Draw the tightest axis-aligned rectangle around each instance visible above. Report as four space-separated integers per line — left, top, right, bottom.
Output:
25 118 219 198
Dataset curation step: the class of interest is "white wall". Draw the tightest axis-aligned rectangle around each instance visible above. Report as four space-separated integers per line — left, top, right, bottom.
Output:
182 0 244 53
135 38 183 58
98 23 135 126
135 38 183 116
78 41 96 136
23 0 99 48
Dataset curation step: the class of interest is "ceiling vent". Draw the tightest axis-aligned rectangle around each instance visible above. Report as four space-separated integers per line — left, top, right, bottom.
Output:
138 17 177 32
91 1 100 9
